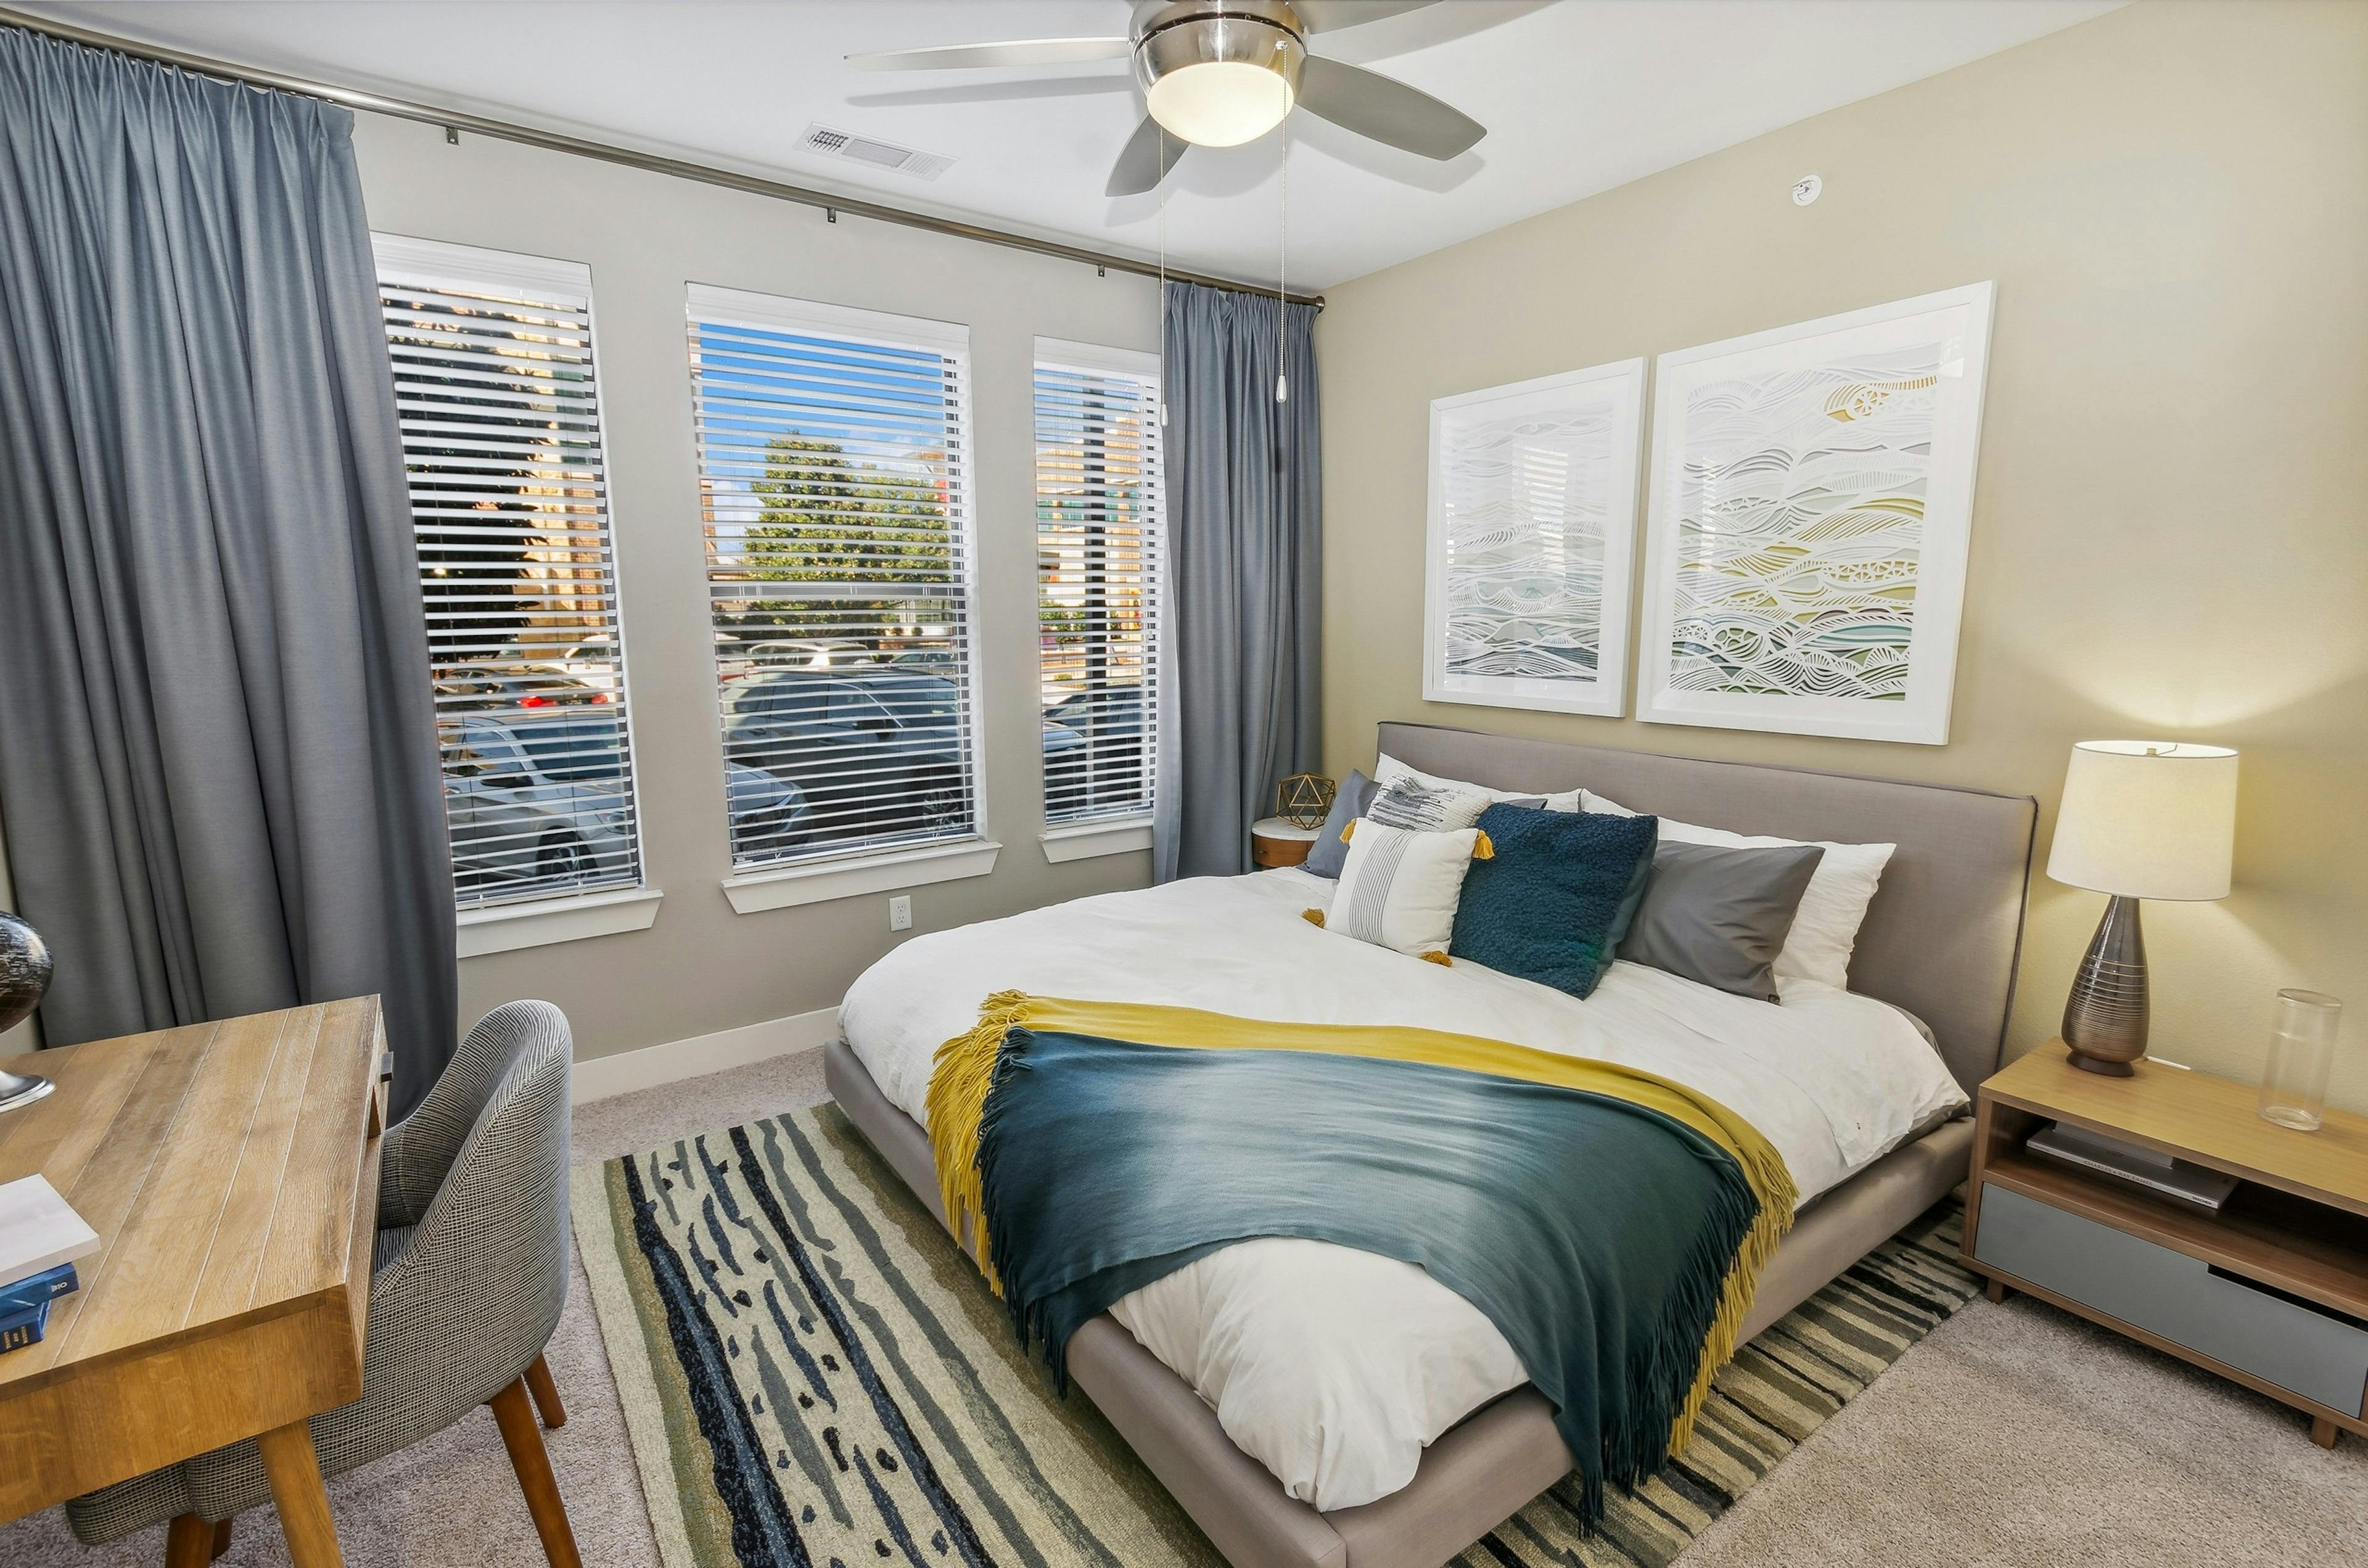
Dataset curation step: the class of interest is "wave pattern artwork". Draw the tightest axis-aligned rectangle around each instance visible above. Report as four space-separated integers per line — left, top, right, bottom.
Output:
1441 398 1619 684
1668 342 1941 702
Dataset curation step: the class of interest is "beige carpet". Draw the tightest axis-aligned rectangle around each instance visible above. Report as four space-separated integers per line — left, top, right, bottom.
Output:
4 1048 2362 1567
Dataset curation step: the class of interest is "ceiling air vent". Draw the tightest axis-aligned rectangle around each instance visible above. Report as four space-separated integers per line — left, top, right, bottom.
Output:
799 123 955 181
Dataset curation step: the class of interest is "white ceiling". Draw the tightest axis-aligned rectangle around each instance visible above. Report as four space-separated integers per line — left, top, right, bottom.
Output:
28 1 2123 289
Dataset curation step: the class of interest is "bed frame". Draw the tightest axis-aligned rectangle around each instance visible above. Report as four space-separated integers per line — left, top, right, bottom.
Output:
825 722 2038 1568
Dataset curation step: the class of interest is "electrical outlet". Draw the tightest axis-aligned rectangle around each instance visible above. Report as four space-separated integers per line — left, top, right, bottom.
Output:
888 895 912 932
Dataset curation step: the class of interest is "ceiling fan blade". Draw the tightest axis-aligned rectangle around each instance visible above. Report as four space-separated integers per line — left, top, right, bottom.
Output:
1292 1 1444 33
1294 54 1484 160
846 38 1132 72
1106 114 1190 197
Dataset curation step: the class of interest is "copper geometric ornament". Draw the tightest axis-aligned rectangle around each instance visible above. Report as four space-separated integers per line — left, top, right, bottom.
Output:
1276 773 1337 830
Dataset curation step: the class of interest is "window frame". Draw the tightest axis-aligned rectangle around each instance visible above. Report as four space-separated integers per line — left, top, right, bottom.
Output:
1032 336 1164 857
684 282 991 895
374 233 656 947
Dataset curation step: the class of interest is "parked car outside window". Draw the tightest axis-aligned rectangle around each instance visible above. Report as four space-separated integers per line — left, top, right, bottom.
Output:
442 711 807 896
1043 683 1146 818
723 667 1080 855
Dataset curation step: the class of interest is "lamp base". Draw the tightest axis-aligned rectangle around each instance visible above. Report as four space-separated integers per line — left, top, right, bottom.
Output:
0 1067 54 1114
2063 895 2148 1077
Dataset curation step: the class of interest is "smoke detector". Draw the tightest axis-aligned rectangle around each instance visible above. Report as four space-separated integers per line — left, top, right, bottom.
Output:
800 123 955 181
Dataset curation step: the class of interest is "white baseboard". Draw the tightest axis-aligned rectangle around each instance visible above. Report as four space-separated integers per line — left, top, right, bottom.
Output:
573 1006 839 1103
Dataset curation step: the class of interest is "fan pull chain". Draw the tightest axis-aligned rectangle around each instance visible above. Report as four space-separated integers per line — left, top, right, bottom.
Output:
1157 126 1170 429
1275 116 1289 406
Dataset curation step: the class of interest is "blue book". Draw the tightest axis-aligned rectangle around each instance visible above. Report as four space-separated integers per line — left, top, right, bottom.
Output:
0 1298 48 1353
0 1262 78 1316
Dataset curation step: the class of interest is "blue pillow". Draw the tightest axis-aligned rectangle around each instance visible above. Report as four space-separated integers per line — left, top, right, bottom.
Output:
1302 769 1376 879
1449 804 1660 999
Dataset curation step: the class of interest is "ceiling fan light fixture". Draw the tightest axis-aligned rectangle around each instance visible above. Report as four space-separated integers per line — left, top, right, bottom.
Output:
1137 15 1305 149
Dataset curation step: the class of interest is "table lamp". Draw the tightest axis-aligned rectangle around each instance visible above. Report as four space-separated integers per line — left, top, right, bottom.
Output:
2047 741 2238 1075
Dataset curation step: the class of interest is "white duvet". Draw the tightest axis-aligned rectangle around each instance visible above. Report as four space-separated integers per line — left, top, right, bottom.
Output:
839 868 1967 1512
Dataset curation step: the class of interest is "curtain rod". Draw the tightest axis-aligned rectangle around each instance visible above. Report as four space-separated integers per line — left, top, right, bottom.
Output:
0 9 1325 310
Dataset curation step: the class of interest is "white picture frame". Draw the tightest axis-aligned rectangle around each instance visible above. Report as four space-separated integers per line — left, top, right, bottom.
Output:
1423 358 1647 718
1637 282 1995 745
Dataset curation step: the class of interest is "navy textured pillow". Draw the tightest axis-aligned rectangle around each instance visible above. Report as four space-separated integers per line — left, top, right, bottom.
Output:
1302 770 1376 879
1449 804 1660 999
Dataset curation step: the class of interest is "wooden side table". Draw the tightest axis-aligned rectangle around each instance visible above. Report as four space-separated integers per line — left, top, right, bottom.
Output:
1251 816 1321 869
0 999 386 1566
1962 1043 2368 1448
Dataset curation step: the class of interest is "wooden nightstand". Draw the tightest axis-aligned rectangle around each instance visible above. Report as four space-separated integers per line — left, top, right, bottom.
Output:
1251 816 1320 868
1963 1044 2368 1448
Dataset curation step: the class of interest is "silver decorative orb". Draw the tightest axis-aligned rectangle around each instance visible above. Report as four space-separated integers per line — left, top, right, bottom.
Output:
0 909 56 1114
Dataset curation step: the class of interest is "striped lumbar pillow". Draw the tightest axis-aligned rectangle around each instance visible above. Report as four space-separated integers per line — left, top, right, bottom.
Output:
1304 821 1484 964
1364 776 1494 832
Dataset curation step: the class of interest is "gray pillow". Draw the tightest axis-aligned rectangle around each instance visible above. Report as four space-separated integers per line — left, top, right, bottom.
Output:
1302 770 1375 879
1619 842 1825 1002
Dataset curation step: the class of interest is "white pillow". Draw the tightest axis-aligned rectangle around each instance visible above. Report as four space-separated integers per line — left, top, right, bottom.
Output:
1581 790 1894 992
1310 821 1481 962
1376 753 1581 813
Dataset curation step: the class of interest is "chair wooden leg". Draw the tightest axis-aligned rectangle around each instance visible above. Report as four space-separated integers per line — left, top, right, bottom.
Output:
256 1419 346 1568
490 1377 583 1568
211 1518 233 1561
524 1352 567 1429
165 1514 213 1568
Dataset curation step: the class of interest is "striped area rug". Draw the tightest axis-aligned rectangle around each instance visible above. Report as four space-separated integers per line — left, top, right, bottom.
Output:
574 1104 1980 1568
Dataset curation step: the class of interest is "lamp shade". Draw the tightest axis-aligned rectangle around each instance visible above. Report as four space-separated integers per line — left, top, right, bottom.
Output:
2047 740 2238 901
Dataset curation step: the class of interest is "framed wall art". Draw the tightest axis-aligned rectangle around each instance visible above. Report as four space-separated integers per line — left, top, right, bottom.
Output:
1637 282 1995 745
1423 358 1646 717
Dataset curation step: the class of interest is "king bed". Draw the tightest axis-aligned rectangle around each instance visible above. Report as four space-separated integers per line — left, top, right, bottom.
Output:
824 722 2038 1568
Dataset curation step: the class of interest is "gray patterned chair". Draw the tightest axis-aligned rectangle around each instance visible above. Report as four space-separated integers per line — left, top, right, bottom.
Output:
65 1001 583 1568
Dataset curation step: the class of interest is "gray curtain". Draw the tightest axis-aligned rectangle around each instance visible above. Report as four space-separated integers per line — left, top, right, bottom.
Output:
1154 282 1323 882
0 27 457 1117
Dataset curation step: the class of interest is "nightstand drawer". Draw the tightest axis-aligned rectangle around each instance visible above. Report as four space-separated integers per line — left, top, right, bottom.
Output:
1976 1183 2368 1416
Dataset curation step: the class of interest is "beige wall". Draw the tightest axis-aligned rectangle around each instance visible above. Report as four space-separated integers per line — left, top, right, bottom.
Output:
347 115 1159 1064
1317 1 2368 1109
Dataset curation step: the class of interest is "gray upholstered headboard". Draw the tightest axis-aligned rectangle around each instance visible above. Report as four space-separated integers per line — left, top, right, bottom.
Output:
1376 722 2038 1093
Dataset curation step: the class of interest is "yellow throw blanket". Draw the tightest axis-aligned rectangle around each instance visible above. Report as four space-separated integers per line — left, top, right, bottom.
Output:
927 991 1796 1458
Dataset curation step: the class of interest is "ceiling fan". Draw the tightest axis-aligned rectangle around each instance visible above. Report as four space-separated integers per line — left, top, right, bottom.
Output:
848 1 1486 197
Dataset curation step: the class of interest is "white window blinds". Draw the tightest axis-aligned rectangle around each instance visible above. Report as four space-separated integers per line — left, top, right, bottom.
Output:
686 284 980 869
1035 341 1162 824
374 236 644 909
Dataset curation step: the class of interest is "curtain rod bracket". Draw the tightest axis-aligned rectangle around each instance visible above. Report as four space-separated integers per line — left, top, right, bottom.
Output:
443 125 457 146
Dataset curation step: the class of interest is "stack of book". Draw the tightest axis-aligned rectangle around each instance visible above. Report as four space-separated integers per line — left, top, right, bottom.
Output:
1 1173 101 1353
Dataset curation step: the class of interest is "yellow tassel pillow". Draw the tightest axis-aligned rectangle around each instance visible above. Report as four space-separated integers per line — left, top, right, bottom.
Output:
1304 821 1485 964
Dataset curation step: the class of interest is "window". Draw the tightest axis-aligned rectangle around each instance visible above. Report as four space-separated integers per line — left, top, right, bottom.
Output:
375 236 642 909
687 285 979 870
1035 342 1162 824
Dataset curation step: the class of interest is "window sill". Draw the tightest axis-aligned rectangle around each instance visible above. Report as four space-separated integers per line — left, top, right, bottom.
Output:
722 838 1002 914
1039 816 1153 863
456 887 664 958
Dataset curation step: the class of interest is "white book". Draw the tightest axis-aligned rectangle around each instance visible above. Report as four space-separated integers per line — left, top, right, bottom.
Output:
0 1174 101 1291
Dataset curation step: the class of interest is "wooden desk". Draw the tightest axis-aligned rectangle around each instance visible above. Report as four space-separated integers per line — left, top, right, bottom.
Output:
0 999 386 1567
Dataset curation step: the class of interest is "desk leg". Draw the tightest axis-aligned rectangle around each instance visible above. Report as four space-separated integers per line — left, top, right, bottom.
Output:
257 1420 346 1568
